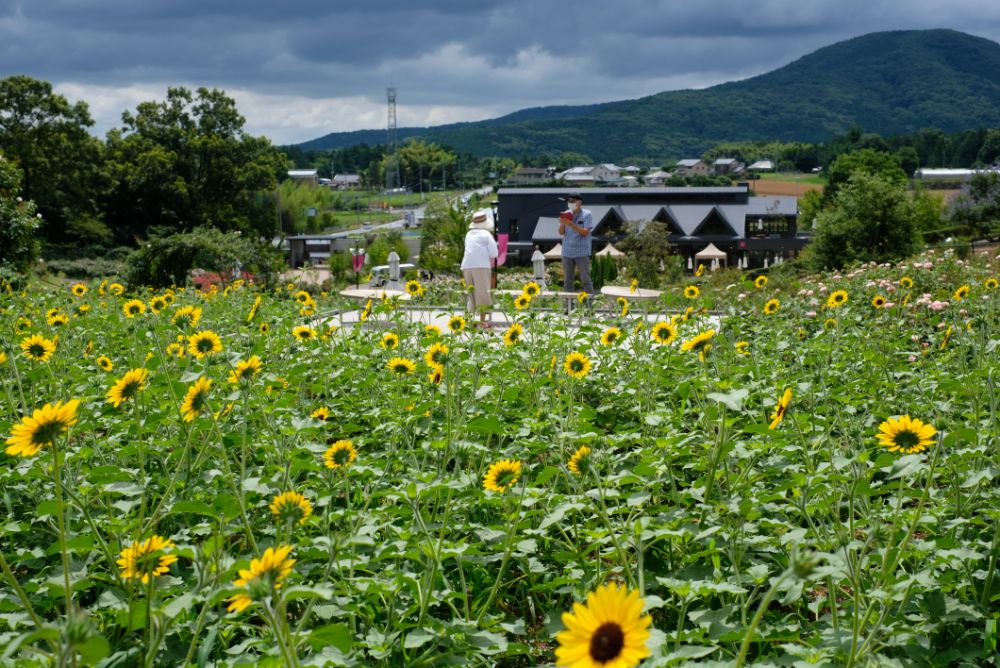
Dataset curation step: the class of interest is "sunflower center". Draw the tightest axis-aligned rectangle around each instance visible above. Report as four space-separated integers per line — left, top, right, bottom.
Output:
589 622 625 662
28 344 45 357
32 419 68 446
892 429 920 449
570 359 584 372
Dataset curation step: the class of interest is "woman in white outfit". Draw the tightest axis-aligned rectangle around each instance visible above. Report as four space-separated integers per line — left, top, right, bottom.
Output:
460 210 498 327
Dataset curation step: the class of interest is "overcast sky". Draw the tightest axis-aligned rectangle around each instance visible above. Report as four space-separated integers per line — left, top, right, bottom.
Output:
3 1 1000 145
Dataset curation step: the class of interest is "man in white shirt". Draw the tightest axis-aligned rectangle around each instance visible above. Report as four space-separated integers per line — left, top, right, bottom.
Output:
460 210 499 327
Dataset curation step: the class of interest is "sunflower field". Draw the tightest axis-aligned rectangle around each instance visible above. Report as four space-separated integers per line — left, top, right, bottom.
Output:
1 250 999 667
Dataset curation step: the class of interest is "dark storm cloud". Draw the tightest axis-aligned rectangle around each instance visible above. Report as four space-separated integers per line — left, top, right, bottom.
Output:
3 0 1000 142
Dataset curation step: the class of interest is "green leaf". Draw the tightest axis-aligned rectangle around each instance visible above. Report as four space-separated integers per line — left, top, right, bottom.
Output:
308 623 353 653
707 389 748 411
467 415 504 434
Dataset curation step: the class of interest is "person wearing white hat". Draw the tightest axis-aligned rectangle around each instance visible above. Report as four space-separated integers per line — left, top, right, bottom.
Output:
460 210 498 327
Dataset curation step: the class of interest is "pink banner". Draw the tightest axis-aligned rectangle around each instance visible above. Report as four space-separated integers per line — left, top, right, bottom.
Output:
496 233 509 267
351 254 365 272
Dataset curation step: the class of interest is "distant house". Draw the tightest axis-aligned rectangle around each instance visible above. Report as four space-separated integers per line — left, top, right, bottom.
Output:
714 158 745 176
288 169 319 187
643 170 672 186
331 174 362 189
510 167 552 185
557 164 622 185
674 159 709 177
622 165 641 175
747 160 775 172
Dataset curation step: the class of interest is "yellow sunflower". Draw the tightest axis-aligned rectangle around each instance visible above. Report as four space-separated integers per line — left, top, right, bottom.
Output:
563 351 591 379
952 284 970 302
600 326 622 346
148 295 168 314
754 275 768 289
106 368 150 408
684 285 700 299
424 342 449 370
0 352 6 365
650 321 677 345
514 293 532 310
180 377 212 422
109 283 125 296
768 387 792 430
680 329 715 361
826 290 848 309
20 334 57 363
899 276 913 289
387 357 416 375
567 446 591 475
227 545 296 614
824 317 837 330
381 332 400 350
448 315 466 333
405 279 425 296
47 312 69 327
292 325 317 342
96 355 113 371
871 295 887 308
269 491 313 525
504 322 524 346
876 416 936 454
123 299 146 318
71 283 88 297
172 305 202 328
311 406 330 421
424 324 441 337
985 277 998 290
5 400 80 457
734 340 750 356
360 299 373 322
247 294 262 322
555 582 652 668
577 291 589 303
522 282 541 297
763 298 780 315
483 459 522 493
117 535 178 584
228 356 262 384
188 330 223 359
324 439 357 469
629 278 639 293
428 369 443 385
617 297 629 317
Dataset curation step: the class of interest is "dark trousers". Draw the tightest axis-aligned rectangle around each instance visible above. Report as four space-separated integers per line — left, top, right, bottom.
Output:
562 256 594 293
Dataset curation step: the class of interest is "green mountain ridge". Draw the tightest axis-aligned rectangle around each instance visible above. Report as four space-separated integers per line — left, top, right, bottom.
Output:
298 29 1000 160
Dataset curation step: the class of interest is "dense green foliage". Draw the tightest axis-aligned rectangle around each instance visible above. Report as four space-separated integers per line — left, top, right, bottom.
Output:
418 199 472 272
617 221 675 287
124 227 284 288
301 30 1000 161
0 76 109 244
0 155 41 274
104 87 285 242
825 148 907 199
808 172 924 269
946 172 1000 239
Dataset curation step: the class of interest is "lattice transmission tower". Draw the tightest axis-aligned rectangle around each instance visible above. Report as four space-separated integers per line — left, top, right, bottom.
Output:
385 87 400 192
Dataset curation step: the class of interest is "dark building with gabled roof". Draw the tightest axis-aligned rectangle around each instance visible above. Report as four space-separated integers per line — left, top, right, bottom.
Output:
496 186 808 268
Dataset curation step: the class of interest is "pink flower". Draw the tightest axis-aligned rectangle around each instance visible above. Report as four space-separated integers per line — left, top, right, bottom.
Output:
908 355 917 362
805 311 817 318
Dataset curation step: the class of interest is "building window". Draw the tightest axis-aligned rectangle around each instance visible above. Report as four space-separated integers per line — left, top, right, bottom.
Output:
749 217 790 236
509 218 519 240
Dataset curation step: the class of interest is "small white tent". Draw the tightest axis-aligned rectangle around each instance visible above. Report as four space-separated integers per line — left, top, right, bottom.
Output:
595 243 626 258
543 243 563 260
694 243 728 270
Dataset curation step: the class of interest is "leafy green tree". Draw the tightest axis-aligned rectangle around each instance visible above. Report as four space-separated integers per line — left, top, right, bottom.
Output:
618 220 673 287
945 172 1000 239
0 75 109 243
104 87 285 242
0 154 41 273
418 199 468 271
976 129 1000 165
809 171 922 269
896 146 920 176
825 149 907 200
124 226 283 288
